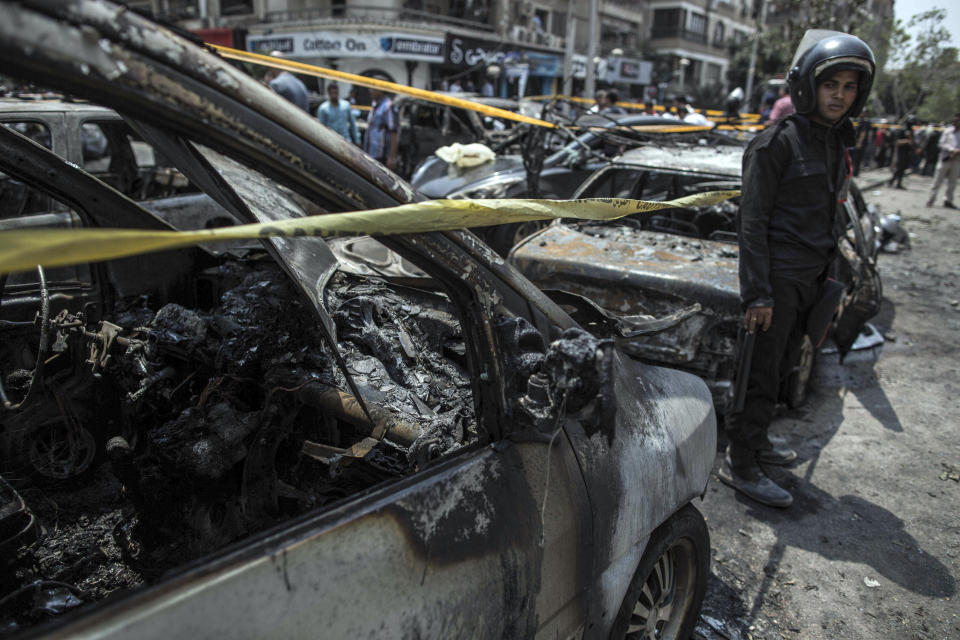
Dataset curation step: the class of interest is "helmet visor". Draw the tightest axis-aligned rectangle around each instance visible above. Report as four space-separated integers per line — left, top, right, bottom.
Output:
814 57 874 82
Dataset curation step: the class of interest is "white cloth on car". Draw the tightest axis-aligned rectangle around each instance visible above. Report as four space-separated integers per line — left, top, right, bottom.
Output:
435 143 496 168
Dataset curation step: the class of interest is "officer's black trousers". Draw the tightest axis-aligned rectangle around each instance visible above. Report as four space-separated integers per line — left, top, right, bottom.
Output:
726 275 820 463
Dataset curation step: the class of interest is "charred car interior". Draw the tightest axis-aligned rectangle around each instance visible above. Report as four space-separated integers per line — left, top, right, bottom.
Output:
0 118 483 630
0 3 716 639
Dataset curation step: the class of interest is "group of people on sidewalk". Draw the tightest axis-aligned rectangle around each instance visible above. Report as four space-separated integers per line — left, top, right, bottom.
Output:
852 112 958 204
263 52 399 170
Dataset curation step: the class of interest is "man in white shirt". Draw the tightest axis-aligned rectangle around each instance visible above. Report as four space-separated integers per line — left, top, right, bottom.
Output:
927 112 960 209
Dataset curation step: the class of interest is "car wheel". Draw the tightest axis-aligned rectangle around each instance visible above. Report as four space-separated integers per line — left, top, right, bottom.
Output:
785 335 815 409
487 220 549 256
610 504 709 640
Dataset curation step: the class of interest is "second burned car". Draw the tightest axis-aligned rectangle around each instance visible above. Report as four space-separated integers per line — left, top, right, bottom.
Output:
509 142 882 417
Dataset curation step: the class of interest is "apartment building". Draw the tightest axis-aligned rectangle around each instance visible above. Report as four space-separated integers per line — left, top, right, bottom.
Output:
645 0 755 99
141 0 756 100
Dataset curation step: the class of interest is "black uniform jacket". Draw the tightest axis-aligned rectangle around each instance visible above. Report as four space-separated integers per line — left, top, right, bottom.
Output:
738 113 855 309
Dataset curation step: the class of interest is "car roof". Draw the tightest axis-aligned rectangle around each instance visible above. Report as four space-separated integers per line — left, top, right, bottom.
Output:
574 113 694 128
610 143 744 177
394 93 521 112
0 97 117 116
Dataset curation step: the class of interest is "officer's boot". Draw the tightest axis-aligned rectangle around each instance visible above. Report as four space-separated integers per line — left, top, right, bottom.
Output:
718 444 793 508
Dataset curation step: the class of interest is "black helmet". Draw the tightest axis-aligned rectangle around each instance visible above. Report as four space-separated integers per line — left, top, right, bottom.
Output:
787 30 875 118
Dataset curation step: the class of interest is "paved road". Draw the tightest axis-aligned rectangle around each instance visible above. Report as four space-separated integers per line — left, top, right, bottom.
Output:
694 167 960 640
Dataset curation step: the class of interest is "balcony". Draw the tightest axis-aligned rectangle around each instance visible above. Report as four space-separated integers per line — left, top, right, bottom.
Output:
650 27 708 44
265 4 494 32
510 25 563 48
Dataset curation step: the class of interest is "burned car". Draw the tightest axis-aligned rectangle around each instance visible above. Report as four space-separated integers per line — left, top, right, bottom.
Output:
391 92 530 180
0 2 715 639
0 98 237 232
411 113 710 253
410 114 711 201
509 143 882 416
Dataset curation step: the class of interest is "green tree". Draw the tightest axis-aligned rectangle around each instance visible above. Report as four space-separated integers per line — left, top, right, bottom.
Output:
876 9 958 120
726 0 886 110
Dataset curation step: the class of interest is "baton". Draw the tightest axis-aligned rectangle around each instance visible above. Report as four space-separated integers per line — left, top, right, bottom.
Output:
732 327 756 413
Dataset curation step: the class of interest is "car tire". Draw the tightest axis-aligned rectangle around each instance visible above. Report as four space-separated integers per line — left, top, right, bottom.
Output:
487 220 549 256
785 335 816 409
609 503 710 640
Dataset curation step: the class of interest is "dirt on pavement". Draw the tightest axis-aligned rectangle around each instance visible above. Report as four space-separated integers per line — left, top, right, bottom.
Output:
694 166 960 640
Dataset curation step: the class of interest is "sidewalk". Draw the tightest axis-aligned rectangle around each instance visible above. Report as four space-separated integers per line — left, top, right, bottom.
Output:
855 165 895 191
855 165 941 195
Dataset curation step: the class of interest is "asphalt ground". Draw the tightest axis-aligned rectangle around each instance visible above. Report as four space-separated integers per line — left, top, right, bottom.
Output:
693 165 960 640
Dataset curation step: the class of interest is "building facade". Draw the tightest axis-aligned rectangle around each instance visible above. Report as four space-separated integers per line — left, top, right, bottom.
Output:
143 0 758 103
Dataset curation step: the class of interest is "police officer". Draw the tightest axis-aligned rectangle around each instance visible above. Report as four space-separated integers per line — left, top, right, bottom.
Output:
720 31 875 508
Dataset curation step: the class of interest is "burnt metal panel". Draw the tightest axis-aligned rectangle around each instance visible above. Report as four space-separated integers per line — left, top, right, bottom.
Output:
23 444 550 640
568 352 716 639
510 222 741 313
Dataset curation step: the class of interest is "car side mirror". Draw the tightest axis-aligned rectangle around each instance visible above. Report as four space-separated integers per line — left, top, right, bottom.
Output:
520 328 615 436
563 150 583 168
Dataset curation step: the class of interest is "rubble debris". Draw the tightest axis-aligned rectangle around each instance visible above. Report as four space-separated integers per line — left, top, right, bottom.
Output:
938 463 960 482
1 257 477 630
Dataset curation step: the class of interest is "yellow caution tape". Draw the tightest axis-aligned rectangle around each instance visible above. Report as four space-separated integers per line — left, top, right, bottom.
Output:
528 94 765 123
0 191 739 275
209 45 557 130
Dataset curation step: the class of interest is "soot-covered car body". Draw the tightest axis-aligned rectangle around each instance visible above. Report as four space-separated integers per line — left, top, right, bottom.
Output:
391 92 530 179
410 114 708 202
0 98 238 232
509 143 882 415
0 3 715 639
410 113 710 254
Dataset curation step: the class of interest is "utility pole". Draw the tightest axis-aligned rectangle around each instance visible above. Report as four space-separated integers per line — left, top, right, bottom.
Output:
584 0 598 98
744 0 769 112
562 0 576 98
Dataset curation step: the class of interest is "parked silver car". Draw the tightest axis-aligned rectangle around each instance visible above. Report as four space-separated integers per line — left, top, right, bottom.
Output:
0 3 715 638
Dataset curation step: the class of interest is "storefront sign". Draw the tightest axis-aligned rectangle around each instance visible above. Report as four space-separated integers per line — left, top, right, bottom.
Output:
605 57 652 84
570 54 652 85
444 34 561 77
247 32 444 62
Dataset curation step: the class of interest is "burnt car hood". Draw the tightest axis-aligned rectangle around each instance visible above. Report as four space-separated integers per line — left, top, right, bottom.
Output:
509 222 741 315
411 155 526 198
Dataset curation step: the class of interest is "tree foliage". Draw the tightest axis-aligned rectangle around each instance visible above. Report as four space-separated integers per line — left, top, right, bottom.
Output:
726 0 888 110
874 9 959 121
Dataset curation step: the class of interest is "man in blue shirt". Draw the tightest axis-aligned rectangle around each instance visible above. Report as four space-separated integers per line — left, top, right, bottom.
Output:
317 83 359 144
363 85 399 171
264 51 309 112
265 70 309 112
